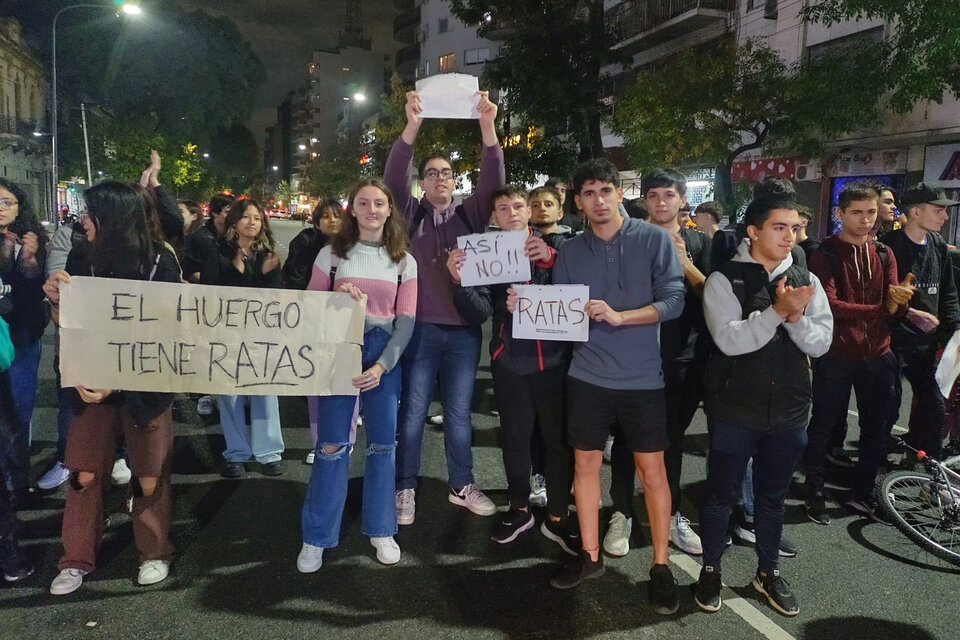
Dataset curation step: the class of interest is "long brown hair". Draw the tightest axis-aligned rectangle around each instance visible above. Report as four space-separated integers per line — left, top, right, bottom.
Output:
223 197 275 254
332 179 408 263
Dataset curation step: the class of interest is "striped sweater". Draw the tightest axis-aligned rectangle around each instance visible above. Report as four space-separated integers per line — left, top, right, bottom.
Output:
308 241 418 372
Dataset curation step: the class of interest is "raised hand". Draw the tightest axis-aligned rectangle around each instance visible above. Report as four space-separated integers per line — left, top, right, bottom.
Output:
262 251 281 274
772 276 815 320
524 235 551 263
43 270 72 306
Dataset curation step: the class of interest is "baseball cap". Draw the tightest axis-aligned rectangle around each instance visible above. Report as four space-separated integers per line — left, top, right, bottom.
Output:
900 182 960 207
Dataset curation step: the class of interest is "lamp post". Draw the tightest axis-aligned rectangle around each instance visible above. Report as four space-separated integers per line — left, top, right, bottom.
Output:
50 2 141 223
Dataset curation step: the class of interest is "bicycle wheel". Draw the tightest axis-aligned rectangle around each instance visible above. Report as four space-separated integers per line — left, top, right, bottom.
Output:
876 470 960 567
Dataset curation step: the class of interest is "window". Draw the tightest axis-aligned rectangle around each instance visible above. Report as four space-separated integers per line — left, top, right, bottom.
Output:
438 18 449 34
464 47 490 65
439 53 456 72
807 26 884 64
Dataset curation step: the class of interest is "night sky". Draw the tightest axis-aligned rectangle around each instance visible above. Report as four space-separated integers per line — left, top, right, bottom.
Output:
2 0 399 142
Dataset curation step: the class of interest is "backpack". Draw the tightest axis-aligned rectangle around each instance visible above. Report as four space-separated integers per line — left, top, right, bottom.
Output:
409 201 477 236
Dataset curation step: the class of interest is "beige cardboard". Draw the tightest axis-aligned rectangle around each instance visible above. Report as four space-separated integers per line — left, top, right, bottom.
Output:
59 276 366 396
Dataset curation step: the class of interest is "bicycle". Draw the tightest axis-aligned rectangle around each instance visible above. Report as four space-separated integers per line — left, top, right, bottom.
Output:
875 440 960 567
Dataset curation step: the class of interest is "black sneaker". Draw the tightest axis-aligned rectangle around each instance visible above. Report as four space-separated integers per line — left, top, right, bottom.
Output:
845 497 891 526
649 563 679 615
752 569 799 616
942 441 960 461
540 517 579 556
261 461 284 477
0 533 34 582
825 447 858 468
693 566 722 612
777 534 798 557
549 549 604 589
805 493 831 525
221 462 245 479
491 509 534 544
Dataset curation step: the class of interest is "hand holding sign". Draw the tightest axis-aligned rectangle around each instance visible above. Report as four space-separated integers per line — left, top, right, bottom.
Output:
457 230 531 286
447 248 467 284
513 284 589 342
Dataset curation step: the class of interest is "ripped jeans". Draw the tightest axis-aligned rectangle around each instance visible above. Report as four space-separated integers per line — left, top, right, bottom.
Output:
302 328 400 547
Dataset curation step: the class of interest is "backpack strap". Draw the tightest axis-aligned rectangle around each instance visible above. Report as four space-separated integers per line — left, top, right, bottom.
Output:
328 254 341 292
409 202 478 236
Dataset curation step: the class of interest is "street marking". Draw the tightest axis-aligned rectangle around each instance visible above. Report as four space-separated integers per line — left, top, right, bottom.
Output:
847 409 907 434
670 553 797 640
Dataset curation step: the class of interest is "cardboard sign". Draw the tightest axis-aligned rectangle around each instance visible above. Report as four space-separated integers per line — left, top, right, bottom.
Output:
415 73 480 119
512 284 589 342
59 276 366 396
457 230 531 286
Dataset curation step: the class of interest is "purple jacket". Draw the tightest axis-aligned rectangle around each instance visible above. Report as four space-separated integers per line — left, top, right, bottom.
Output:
383 138 505 325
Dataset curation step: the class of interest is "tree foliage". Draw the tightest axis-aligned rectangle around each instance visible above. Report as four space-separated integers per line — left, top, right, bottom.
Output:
801 0 960 113
307 129 377 200
448 0 622 163
610 37 885 203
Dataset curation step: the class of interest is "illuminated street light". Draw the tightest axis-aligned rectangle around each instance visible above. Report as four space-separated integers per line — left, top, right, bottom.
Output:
353 93 366 102
202 152 210 159
121 3 142 15
298 144 307 151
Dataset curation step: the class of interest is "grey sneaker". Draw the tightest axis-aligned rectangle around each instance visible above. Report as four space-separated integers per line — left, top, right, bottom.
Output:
669 511 702 555
50 568 87 595
396 488 416 525
449 484 496 516
602 511 632 557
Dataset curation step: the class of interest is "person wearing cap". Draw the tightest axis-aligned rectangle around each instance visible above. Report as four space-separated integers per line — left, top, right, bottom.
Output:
883 183 960 460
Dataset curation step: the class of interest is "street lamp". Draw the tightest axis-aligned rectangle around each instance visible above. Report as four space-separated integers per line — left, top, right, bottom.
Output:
50 2 142 223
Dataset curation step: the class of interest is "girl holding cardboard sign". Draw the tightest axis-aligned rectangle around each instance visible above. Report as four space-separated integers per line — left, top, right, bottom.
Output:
298 179 417 570
43 181 181 595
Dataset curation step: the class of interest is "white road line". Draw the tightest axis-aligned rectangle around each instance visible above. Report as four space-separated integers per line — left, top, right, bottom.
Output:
670 553 797 640
847 409 907 434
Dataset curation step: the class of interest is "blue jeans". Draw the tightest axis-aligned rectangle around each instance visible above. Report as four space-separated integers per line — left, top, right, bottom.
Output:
217 394 284 463
700 421 806 574
0 329 41 490
302 328 400 546
396 322 481 491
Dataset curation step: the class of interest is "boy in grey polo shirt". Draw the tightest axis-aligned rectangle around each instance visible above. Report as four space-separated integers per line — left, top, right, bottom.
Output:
511 159 685 612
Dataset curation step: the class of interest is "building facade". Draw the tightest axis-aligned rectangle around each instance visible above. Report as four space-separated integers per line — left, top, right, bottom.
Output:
0 18 50 219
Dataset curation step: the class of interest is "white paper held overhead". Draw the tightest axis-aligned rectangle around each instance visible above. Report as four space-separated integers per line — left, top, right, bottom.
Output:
415 73 480 119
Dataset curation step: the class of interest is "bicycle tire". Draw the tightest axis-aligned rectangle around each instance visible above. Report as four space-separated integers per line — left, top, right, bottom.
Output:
875 470 960 567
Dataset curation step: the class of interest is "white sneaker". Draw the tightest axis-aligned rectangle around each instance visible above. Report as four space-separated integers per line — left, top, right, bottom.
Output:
448 483 497 516
305 451 315 465
137 559 170 585
111 459 131 486
297 543 324 573
396 488 416 525
196 395 215 416
356 414 364 428
370 536 401 565
669 511 703 555
50 568 87 595
427 414 444 426
603 511 632 557
529 474 547 508
37 461 70 490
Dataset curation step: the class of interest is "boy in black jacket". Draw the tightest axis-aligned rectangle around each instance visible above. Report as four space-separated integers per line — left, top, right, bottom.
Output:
447 185 575 550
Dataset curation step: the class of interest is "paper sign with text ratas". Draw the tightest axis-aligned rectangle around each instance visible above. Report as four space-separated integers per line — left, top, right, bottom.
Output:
457 229 532 287
512 284 589 343
58 276 366 396
415 73 480 119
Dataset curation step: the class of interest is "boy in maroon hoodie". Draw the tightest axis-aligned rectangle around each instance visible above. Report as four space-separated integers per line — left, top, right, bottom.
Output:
803 183 915 525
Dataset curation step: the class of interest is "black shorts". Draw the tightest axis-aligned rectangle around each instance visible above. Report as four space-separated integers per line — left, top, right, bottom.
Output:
567 377 667 453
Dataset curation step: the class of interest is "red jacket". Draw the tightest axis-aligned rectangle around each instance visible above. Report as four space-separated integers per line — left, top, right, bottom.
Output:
809 235 901 359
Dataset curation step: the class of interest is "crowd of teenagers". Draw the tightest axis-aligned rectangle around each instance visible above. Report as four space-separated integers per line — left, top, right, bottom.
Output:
1 90 959 619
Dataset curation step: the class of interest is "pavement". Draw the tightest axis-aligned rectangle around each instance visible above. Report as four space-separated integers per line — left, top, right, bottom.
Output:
0 220 955 639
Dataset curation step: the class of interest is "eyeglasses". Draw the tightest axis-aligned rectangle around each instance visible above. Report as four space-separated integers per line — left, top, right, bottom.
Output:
423 168 453 181
0 198 18 210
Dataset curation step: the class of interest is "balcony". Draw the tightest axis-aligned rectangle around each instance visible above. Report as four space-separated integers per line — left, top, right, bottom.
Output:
393 6 421 44
477 16 516 41
0 117 44 139
396 42 420 80
611 0 733 54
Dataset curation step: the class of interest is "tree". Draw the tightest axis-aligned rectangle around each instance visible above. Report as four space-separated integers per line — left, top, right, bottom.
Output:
801 0 960 113
307 129 376 200
610 38 885 204
448 0 623 162
274 180 293 210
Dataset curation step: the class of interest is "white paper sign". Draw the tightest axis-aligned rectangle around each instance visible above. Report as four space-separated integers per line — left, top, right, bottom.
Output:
59 277 366 396
512 284 589 342
936 329 960 398
415 73 480 119
457 230 531 286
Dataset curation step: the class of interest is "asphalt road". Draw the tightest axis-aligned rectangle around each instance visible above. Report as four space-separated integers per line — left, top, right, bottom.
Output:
0 219 954 640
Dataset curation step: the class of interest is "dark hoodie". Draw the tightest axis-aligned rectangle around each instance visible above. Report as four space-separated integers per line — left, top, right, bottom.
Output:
809 235 900 359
